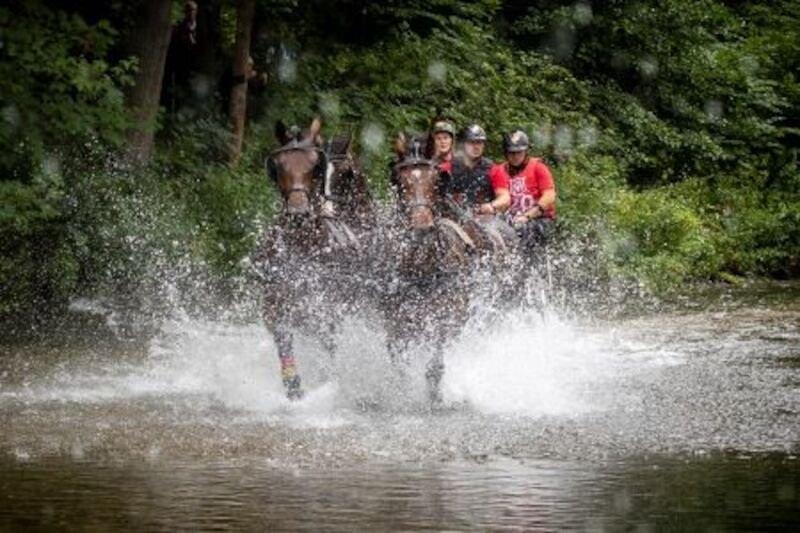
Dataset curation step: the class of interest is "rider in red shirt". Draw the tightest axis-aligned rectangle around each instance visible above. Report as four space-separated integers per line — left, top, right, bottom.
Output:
501 128 557 249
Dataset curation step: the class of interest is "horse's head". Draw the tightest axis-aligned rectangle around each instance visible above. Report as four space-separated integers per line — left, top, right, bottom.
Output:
320 135 358 218
392 132 441 230
268 118 326 216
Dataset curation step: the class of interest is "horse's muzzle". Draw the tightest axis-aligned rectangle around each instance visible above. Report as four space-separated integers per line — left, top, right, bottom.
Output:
406 200 434 230
410 208 435 230
286 188 312 215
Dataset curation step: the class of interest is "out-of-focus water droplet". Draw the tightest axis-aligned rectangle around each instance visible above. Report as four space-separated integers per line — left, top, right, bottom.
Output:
319 92 341 119
739 55 759 76
611 50 629 71
42 154 62 181
3 105 20 128
554 124 574 157
705 99 724 121
573 1 593 26
613 488 632 512
637 56 659 79
531 124 552 149
776 483 795 501
427 61 447 83
14 448 30 463
551 27 576 60
577 125 599 149
361 123 385 154
191 74 213 99
279 50 297 83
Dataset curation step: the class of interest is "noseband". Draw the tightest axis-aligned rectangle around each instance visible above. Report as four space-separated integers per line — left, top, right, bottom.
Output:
267 141 327 203
394 158 438 214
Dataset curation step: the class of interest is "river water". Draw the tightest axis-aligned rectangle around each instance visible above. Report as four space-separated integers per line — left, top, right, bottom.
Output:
1 282 799 530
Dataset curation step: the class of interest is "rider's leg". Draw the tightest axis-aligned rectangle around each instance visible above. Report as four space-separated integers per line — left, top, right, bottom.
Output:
274 328 304 400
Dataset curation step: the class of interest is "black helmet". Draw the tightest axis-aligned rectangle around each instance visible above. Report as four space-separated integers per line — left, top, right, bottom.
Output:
463 124 487 142
503 129 530 153
431 119 456 137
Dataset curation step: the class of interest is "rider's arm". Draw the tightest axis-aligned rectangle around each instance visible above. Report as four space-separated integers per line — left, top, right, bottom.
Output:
478 164 511 214
481 187 510 214
521 188 555 219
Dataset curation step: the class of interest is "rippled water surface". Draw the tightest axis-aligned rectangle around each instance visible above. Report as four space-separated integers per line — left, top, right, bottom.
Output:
2 283 799 530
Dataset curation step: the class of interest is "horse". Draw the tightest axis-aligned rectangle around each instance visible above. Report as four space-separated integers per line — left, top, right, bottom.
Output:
252 118 364 400
321 134 376 232
377 133 476 404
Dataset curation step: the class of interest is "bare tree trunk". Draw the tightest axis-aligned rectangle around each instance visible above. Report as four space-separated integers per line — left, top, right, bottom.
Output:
125 0 174 165
228 0 256 166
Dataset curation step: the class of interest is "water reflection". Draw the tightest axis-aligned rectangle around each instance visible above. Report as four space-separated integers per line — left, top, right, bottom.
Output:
1 455 798 530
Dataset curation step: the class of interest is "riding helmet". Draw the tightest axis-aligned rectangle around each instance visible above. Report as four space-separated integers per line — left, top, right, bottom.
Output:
503 128 530 153
432 119 456 137
463 124 487 142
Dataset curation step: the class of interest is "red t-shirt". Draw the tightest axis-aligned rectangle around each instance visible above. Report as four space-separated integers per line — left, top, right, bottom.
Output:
488 163 510 191
503 158 556 218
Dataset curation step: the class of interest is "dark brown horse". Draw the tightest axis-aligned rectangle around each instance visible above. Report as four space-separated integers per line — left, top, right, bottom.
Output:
379 133 475 404
321 135 375 231
253 118 365 400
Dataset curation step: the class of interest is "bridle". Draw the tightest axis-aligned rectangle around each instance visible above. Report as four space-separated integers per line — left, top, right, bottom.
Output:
267 139 327 203
393 138 439 215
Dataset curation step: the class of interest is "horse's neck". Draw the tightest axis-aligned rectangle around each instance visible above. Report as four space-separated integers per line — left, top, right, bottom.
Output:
333 167 376 228
394 220 471 278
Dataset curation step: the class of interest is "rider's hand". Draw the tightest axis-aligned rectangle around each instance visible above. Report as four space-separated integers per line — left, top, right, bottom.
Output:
512 214 529 227
477 202 495 215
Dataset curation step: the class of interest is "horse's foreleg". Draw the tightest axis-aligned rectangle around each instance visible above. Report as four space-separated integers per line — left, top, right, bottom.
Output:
274 328 304 400
425 341 445 406
321 321 337 360
318 320 338 382
386 322 411 369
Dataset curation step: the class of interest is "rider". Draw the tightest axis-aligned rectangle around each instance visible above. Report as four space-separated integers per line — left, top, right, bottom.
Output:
445 123 510 216
501 128 557 249
429 118 456 172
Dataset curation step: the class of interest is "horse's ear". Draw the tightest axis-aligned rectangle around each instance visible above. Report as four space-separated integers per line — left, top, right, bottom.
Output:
344 130 353 152
393 132 407 157
309 117 322 144
275 120 288 144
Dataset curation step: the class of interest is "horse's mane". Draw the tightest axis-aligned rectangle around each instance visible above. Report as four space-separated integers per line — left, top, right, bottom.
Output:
325 135 351 159
396 133 431 162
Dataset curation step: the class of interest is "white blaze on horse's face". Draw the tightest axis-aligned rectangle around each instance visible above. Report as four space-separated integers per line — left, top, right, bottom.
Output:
320 162 336 218
401 165 435 230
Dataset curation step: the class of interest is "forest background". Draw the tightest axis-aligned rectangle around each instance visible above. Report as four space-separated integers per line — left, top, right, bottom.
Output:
1 0 798 334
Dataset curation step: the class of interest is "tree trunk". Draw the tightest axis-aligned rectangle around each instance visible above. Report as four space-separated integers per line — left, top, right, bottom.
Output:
125 0 173 165
229 0 256 166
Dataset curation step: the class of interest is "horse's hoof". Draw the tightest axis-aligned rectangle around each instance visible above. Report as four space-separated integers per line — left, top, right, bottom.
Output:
286 387 305 401
283 376 304 401
427 385 443 406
